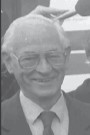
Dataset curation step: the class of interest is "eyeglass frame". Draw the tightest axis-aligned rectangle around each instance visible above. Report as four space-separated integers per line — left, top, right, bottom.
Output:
10 51 67 71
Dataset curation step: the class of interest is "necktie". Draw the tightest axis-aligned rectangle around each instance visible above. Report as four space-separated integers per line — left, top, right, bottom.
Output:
39 111 55 135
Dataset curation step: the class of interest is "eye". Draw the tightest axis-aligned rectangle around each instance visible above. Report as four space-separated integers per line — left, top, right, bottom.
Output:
20 56 38 61
48 52 63 59
19 55 39 68
47 52 65 65
48 54 62 60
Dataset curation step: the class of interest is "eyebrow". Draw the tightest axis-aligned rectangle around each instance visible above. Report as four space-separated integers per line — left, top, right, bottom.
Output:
47 49 59 52
21 51 37 55
22 49 59 54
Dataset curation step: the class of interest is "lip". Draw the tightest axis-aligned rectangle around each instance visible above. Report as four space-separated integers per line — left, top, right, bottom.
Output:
31 77 56 83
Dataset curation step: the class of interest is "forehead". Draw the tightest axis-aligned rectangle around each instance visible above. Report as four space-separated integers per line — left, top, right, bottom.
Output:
12 18 64 55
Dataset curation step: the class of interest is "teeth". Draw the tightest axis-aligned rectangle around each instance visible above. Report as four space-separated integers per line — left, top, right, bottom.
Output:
38 80 48 82
34 79 49 82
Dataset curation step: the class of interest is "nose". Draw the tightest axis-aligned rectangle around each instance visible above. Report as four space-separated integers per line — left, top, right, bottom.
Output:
36 57 52 73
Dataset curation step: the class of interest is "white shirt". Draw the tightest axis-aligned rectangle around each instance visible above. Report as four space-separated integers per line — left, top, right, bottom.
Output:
20 91 69 135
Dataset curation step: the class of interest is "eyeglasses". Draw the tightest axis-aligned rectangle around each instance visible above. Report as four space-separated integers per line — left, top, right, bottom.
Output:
11 52 66 71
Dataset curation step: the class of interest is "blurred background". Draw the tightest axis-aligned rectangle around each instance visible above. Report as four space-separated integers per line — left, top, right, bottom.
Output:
1 0 90 101
50 0 90 91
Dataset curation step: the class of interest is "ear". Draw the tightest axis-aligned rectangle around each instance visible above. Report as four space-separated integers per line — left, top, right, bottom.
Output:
1 51 13 74
64 46 71 66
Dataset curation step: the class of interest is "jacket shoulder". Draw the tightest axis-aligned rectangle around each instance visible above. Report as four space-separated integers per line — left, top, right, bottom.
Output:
1 93 19 126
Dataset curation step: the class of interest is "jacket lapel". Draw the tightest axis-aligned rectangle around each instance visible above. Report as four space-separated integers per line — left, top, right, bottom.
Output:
63 91 90 135
4 92 32 135
4 91 90 135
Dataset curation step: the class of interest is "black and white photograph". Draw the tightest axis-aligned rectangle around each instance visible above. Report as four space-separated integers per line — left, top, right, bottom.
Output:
1 0 90 135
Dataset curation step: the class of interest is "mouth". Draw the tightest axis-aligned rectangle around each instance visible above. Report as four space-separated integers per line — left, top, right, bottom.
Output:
32 77 55 83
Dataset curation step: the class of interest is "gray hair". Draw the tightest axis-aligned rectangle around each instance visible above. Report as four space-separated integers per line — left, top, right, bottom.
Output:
2 14 70 54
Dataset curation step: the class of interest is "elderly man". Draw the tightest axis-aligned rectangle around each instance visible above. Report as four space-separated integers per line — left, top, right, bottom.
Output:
1 6 90 135
1 1 66 102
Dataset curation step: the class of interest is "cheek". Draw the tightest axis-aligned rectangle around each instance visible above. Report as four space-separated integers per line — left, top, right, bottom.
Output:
17 71 36 86
55 65 66 75
13 71 33 91
55 66 66 82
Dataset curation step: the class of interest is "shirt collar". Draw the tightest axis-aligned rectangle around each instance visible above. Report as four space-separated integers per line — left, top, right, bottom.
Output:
51 91 67 122
20 90 67 124
20 91 43 124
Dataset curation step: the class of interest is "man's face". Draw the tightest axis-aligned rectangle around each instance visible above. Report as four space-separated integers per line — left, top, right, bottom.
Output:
10 22 68 100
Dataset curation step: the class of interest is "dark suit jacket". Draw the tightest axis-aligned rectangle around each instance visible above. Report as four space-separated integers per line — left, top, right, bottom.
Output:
68 79 90 103
1 91 90 135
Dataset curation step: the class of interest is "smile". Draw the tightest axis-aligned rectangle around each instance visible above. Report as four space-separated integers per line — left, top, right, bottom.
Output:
32 78 55 83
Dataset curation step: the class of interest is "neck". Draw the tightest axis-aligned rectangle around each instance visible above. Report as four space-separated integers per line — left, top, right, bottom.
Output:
38 90 61 110
23 89 61 111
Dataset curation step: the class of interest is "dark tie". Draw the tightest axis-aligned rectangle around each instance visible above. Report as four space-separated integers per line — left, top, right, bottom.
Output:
39 111 55 135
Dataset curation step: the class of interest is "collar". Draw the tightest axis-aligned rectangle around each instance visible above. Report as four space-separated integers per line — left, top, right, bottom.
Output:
20 90 68 124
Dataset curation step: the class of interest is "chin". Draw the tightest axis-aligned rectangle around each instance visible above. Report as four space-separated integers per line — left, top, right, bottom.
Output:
22 74 63 96
34 87 59 98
